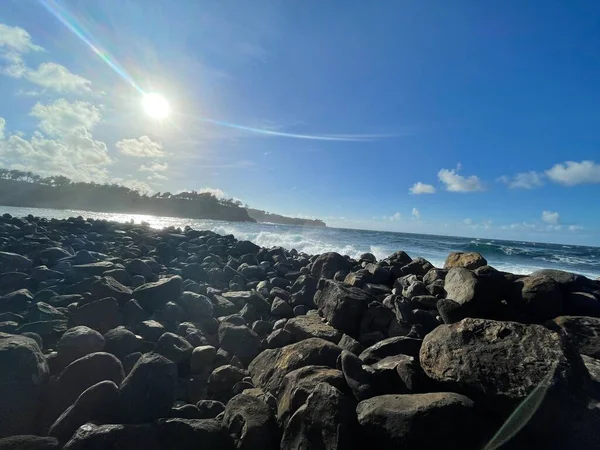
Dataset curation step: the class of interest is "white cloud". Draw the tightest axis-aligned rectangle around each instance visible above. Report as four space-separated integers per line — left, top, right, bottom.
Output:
0 23 43 77
541 210 560 225
116 136 165 158
498 171 544 189
139 161 169 172
568 225 583 232
389 212 401 222
463 218 473 225
0 117 5 140
411 208 420 220
0 99 112 182
198 188 226 198
438 165 484 192
409 182 436 194
30 99 101 136
25 62 92 94
545 160 600 186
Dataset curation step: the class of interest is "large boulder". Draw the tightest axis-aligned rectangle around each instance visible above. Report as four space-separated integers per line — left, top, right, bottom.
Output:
56 326 105 368
207 365 247 403
103 327 142 360
314 279 374 336
444 251 487 270
281 382 356 450
310 253 353 280
550 316 600 358
518 274 563 321
277 365 346 426
44 352 124 429
118 353 177 423
49 380 119 443
283 314 342 343
249 338 342 397
443 267 503 317
0 251 33 271
356 392 482 450
0 289 33 314
133 276 182 312
0 333 49 437
154 332 194 364
223 393 278 450
420 318 591 436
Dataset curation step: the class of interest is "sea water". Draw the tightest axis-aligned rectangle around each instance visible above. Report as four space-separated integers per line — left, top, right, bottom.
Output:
2 206 599 279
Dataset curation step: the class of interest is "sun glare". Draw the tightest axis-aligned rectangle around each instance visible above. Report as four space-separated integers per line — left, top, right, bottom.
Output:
142 92 171 120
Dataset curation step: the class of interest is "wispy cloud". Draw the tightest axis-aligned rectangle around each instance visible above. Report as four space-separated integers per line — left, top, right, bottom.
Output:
498 171 544 189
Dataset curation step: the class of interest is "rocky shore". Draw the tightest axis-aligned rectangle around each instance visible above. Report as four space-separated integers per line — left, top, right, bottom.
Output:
0 213 599 450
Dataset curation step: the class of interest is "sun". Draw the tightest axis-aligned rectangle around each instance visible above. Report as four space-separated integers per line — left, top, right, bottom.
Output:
142 92 171 120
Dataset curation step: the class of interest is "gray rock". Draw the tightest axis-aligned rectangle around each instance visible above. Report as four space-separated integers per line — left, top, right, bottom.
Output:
0 333 48 437
310 252 353 280
270 297 294 318
249 338 342 397
289 275 318 308
338 334 364 355
196 400 225 419
0 288 33 314
190 345 217 373
550 316 600 358
284 314 342 343
356 392 480 450
0 435 59 450
341 350 375 401
207 365 247 403
71 297 120 334
314 279 375 336
0 251 33 271
90 276 132 305
218 322 262 366
444 251 487 270
518 274 564 321
155 332 194 364
179 291 214 320
266 329 294 349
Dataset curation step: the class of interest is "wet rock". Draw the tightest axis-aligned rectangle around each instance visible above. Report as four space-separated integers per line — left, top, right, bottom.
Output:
314 279 374 336
0 333 48 437
249 338 342 397
118 353 177 423
357 392 481 450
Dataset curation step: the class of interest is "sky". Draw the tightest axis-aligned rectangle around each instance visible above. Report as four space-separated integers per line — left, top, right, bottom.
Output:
1 0 599 245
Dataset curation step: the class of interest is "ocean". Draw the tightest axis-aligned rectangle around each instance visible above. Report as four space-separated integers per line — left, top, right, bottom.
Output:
2 206 599 279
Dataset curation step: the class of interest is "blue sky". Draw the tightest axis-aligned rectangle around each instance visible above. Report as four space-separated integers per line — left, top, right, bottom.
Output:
1 0 600 245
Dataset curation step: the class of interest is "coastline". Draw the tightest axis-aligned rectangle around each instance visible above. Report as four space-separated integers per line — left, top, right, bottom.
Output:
0 212 599 447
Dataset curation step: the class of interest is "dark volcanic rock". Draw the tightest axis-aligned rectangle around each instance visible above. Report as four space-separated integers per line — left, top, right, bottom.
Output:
281 382 356 450
155 332 194 364
0 288 33 314
550 316 600 358
56 326 105 368
289 275 318 308
0 333 49 437
420 317 591 437
49 380 119 443
103 327 142 360
179 291 214 319
310 252 352 280
223 393 278 450
196 400 226 419
518 274 563 321
249 338 342 397
284 314 342 343
118 353 177 423
207 365 247 403
133 276 182 312
0 435 59 450
356 393 481 450
314 279 374 336
276 365 346 427
341 350 375 401
71 297 120 334
218 322 262 366
90 276 132 305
